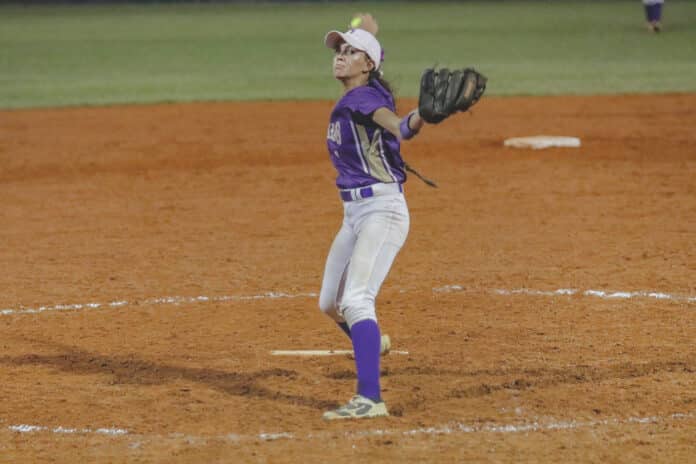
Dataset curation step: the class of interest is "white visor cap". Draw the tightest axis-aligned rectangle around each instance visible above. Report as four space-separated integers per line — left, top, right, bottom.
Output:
324 28 382 70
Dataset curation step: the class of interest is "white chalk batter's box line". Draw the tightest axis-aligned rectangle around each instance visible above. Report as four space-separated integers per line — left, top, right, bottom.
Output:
3 410 693 444
1 286 694 317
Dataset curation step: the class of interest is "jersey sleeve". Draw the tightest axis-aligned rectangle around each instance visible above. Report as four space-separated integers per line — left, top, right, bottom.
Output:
344 86 391 118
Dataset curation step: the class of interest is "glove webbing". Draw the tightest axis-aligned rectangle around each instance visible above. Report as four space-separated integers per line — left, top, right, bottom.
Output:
404 162 438 188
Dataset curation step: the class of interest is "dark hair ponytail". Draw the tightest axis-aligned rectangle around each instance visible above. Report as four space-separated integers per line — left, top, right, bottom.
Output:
369 70 395 100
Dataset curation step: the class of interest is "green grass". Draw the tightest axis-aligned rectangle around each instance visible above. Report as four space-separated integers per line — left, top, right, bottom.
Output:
1 1 695 108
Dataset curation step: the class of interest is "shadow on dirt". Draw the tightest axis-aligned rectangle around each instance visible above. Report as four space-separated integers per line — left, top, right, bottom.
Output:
324 360 696 415
0 342 337 410
383 361 696 399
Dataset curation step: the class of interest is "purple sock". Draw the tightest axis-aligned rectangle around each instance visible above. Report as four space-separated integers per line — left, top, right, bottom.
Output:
350 319 381 402
645 4 656 22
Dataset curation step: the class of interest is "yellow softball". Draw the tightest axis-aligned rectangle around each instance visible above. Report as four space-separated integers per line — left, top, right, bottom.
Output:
350 17 363 29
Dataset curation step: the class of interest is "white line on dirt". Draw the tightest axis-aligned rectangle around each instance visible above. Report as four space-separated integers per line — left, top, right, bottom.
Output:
7 424 128 436
140 411 696 444
434 285 696 303
260 411 693 442
7 411 691 443
2 286 693 317
0 292 317 316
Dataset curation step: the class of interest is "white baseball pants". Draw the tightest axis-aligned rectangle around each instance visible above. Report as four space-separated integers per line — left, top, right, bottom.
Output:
319 189 410 328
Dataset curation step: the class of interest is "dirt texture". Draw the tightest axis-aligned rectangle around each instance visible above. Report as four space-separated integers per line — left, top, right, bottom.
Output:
1 94 696 463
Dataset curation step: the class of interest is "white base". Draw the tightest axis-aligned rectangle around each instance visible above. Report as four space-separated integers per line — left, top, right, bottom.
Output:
504 135 581 150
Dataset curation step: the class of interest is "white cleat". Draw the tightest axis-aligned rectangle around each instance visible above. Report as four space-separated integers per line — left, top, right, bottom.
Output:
323 395 389 420
380 334 391 355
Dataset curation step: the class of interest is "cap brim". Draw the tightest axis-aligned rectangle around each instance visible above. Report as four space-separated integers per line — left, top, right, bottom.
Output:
324 30 346 50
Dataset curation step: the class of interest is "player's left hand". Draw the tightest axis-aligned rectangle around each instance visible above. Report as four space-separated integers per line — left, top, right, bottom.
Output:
418 67 487 124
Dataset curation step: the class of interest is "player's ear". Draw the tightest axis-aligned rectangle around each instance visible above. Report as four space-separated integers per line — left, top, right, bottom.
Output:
363 57 375 74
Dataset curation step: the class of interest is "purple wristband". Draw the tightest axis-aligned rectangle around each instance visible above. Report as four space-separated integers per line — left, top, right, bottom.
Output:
399 113 418 140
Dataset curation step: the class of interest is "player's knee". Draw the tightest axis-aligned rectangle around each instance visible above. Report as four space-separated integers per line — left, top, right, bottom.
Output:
318 296 345 323
318 293 336 314
340 299 377 328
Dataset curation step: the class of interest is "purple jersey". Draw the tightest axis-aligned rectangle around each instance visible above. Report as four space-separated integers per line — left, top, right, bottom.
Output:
326 79 406 189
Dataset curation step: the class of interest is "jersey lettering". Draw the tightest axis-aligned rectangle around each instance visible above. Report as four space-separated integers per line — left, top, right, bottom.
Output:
327 121 341 145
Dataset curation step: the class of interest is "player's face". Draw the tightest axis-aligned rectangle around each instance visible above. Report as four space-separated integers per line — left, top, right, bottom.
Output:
333 42 374 80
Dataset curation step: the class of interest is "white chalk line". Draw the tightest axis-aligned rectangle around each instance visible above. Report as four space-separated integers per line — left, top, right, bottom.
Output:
434 285 696 303
298 411 695 442
12 412 694 447
9 410 691 444
2 286 694 317
6 423 128 436
0 292 317 316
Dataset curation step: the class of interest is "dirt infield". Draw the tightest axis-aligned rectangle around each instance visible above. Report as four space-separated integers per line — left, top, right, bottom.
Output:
2 94 696 462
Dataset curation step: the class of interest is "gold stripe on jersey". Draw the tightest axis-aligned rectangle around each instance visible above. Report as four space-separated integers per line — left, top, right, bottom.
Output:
355 124 395 184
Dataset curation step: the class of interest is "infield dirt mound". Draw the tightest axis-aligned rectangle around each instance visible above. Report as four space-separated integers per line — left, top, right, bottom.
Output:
1 94 695 463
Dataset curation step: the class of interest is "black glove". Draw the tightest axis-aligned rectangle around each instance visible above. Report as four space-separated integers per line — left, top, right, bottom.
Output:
418 67 487 124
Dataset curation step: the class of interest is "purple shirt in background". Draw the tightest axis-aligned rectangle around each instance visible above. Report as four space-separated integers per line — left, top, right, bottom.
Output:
326 79 406 190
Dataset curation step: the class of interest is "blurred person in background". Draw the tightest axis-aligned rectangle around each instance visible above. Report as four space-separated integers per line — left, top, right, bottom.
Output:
642 0 665 32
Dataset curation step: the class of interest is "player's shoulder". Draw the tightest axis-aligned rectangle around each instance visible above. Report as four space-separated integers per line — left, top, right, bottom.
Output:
342 83 393 115
342 85 384 105
352 84 383 97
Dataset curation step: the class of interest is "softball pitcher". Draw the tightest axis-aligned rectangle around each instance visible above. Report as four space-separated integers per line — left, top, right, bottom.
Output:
319 14 486 420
